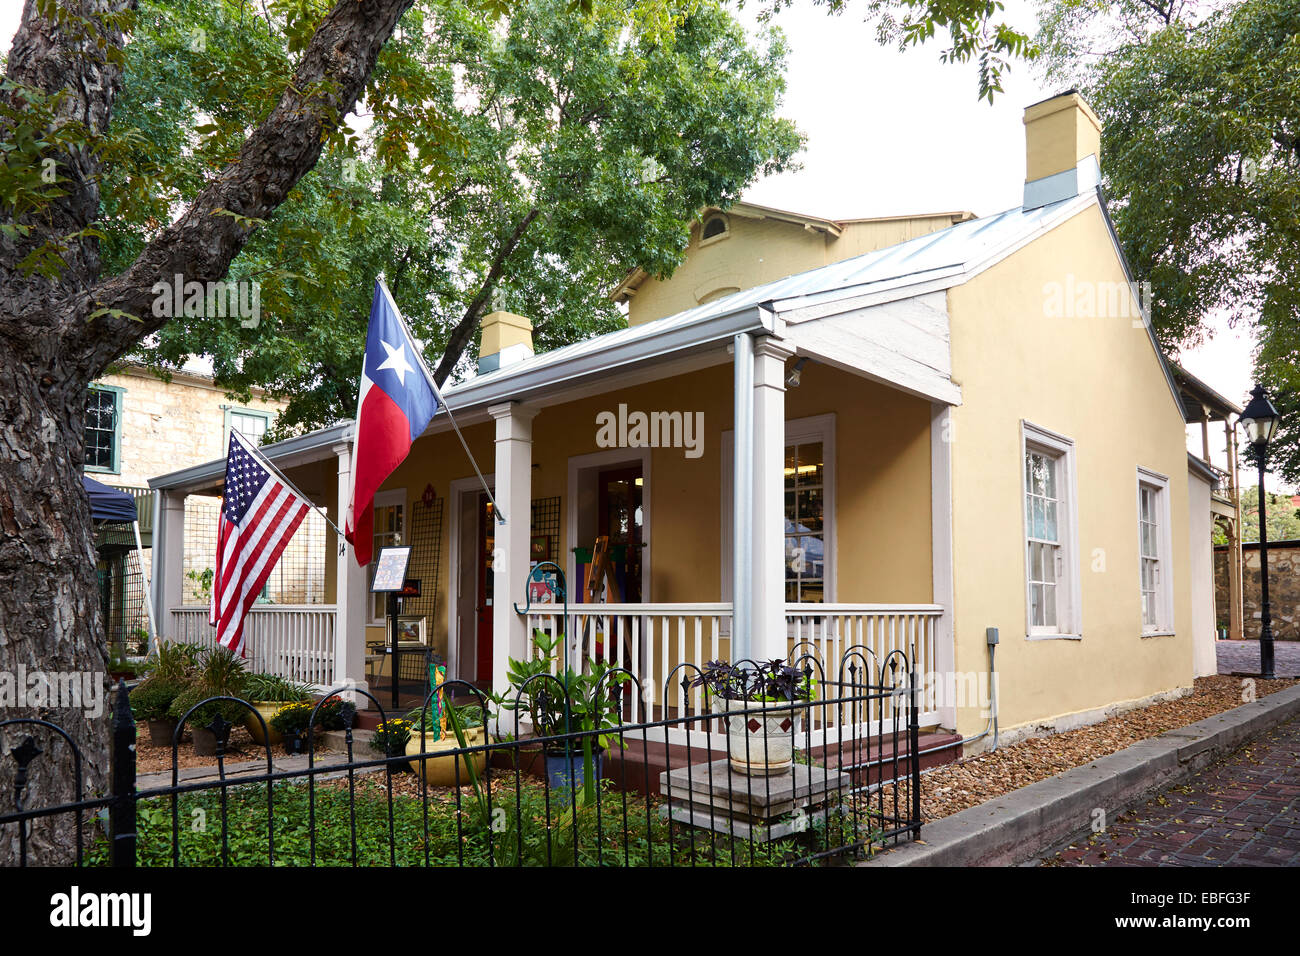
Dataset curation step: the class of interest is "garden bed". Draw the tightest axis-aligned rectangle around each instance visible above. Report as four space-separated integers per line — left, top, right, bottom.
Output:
896 675 1298 823
133 722 336 774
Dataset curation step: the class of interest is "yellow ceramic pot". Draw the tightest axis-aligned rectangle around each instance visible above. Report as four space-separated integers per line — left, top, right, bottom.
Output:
404 726 487 787
246 701 286 746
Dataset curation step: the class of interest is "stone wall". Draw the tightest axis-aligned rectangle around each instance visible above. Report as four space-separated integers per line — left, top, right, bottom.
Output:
92 366 285 488
1214 540 1300 641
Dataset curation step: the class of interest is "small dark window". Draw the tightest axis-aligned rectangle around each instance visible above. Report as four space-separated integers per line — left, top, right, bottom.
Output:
701 215 728 240
85 387 119 471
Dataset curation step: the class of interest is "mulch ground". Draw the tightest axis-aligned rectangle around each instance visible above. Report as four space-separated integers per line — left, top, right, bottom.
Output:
913 675 1297 823
133 723 335 774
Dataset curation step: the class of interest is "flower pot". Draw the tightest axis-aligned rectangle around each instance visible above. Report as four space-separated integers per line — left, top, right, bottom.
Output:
717 698 802 777
405 726 487 787
245 701 285 746
281 731 313 756
147 718 178 747
192 726 224 757
543 742 604 799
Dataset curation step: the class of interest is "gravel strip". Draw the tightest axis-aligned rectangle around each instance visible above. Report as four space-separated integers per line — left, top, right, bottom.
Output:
912 676 1297 824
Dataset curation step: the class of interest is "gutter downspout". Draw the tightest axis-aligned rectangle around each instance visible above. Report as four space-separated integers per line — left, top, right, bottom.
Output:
732 332 754 662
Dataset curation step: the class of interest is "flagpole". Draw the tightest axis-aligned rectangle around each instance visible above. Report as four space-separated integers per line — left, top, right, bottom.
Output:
231 431 349 542
377 279 508 526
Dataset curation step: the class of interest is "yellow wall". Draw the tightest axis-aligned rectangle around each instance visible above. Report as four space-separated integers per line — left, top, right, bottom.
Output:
946 202 1193 737
625 211 969 326
367 361 933 669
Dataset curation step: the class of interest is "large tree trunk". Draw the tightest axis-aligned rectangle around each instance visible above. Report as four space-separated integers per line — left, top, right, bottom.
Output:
0 0 414 865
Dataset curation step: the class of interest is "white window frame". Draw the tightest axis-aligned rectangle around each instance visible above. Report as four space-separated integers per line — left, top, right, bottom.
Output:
1136 467 1175 636
722 413 836 604
1020 421 1082 640
367 488 406 626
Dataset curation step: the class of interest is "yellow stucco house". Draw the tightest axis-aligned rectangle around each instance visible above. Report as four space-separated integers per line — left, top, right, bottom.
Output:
147 92 1198 749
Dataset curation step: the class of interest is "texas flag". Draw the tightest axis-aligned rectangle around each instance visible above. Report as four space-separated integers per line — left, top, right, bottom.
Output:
344 281 439 566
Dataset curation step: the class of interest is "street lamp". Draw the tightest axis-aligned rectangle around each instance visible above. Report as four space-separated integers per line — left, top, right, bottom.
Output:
1239 384 1280 679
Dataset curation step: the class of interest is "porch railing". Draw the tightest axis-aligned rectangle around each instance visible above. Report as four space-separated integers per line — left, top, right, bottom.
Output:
523 601 943 736
169 605 337 689
785 604 943 727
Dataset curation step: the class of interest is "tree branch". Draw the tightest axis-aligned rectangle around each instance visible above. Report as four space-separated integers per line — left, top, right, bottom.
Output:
72 0 417 375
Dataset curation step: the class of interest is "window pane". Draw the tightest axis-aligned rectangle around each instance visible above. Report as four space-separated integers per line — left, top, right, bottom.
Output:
1044 501 1058 541
84 389 117 470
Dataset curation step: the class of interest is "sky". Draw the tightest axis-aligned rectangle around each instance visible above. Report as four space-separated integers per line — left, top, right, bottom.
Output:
0 1 1277 485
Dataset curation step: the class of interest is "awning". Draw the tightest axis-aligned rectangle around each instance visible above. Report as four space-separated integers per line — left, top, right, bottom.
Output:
82 476 139 523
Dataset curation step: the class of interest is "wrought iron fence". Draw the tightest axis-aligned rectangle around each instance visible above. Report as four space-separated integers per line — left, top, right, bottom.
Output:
0 649 923 867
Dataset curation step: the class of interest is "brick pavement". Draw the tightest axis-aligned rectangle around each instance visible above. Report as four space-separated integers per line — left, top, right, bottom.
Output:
1216 639 1300 678
1047 712 1300 866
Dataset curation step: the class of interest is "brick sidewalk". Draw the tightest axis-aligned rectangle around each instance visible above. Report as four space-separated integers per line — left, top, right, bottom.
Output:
1047 713 1300 866
1217 639 1300 678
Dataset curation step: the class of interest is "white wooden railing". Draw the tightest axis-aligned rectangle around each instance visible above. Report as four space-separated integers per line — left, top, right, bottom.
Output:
522 601 943 738
169 605 338 689
524 603 732 725
785 603 942 726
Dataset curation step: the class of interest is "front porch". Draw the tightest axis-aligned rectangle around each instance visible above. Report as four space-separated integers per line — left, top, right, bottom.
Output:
149 287 960 735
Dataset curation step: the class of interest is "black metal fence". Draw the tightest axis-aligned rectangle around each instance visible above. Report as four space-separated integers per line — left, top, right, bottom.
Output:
1 650 923 867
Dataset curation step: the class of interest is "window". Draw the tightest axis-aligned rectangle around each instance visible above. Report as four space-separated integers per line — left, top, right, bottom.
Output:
700 213 729 242
722 413 835 604
85 386 123 473
785 440 825 602
1137 469 1174 634
1021 422 1080 638
369 490 405 624
224 406 271 446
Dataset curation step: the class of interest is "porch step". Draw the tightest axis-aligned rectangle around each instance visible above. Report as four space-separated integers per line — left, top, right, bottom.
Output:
603 731 963 797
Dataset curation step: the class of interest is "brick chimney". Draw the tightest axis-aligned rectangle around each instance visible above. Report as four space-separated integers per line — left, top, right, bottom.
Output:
1023 91 1103 210
477 310 534 374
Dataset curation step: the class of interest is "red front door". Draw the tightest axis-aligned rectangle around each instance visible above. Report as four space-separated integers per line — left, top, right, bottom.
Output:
475 494 495 683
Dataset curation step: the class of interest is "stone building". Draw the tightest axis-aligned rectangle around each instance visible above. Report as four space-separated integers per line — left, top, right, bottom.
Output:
86 360 325 651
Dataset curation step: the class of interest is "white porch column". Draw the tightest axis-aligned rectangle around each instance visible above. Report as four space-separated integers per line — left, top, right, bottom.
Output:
751 336 795 661
489 401 537 695
333 441 369 699
931 403 957 730
152 489 187 641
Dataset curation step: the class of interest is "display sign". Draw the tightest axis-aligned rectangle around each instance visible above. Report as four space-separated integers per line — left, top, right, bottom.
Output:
370 545 412 592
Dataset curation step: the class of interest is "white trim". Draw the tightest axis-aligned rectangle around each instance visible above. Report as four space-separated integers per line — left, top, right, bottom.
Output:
1136 466 1175 636
447 473 494 683
722 412 837 605
565 446 652 604
930 404 956 729
1020 421 1082 640
366 488 407 626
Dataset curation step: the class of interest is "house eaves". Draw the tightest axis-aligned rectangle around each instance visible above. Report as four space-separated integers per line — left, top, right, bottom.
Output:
149 421 353 493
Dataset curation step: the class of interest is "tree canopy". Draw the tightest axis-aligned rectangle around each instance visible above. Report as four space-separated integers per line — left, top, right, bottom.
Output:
94 0 803 435
1034 0 1300 481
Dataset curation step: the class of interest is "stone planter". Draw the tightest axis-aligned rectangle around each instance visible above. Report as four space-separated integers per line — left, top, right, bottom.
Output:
147 718 179 747
245 701 286 746
192 726 224 757
405 726 487 787
717 698 802 777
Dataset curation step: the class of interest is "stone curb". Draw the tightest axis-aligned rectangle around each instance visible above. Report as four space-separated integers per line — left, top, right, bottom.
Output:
860 682 1300 867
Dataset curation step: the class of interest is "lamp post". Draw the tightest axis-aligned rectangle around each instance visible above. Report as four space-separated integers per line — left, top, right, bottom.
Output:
1239 384 1280 679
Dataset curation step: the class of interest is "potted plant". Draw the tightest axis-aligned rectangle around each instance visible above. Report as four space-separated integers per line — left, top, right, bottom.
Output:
128 676 187 746
242 673 312 746
498 629 628 802
167 645 249 756
369 717 414 770
404 702 489 786
691 659 816 777
269 701 315 755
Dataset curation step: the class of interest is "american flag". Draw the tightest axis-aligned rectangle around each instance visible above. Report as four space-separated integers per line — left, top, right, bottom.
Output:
209 430 310 656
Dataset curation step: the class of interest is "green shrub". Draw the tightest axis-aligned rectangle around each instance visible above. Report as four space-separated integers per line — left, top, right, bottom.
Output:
129 676 185 722
244 673 312 703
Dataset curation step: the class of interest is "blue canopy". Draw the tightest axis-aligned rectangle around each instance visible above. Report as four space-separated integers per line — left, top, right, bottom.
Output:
82 476 139 523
